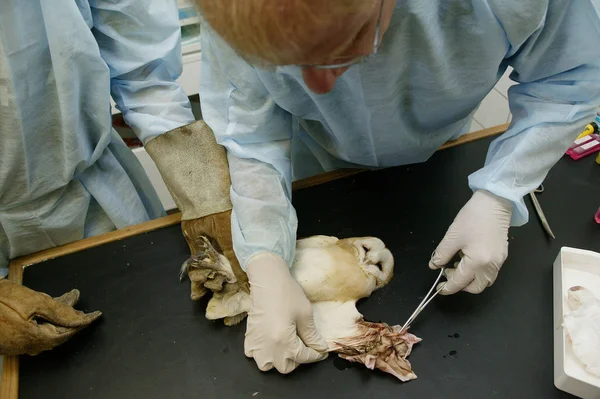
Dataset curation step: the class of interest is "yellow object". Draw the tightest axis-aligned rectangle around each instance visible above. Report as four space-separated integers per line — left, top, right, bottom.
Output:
576 122 599 140
576 124 595 140
596 151 600 165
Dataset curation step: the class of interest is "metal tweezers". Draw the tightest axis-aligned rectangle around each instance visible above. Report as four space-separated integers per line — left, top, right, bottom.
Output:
400 268 446 333
529 184 555 239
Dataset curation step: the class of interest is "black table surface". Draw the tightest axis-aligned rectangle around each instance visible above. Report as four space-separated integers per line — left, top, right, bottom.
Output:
19 136 600 399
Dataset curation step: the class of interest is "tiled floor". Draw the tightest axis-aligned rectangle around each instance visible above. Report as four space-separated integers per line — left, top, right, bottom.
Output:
470 68 516 132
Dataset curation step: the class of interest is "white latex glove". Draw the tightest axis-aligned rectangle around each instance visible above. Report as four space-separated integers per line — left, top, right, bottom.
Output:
244 253 328 374
429 190 513 295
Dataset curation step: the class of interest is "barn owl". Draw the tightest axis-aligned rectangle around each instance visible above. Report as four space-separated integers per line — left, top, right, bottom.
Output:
181 235 420 381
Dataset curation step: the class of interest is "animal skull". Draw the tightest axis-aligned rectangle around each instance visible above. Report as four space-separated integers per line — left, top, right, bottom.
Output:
181 235 421 381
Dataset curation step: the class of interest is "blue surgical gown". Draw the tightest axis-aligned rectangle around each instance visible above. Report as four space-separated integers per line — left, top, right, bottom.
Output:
0 0 196 276
199 0 600 269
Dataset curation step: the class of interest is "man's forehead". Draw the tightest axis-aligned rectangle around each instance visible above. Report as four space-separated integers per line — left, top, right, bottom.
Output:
197 0 375 65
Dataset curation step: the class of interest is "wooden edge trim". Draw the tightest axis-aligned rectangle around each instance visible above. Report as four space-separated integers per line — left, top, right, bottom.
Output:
10 213 182 276
439 123 509 151
291 169 364 191
1 123 509 399
291 123 509 190
0 357 18 399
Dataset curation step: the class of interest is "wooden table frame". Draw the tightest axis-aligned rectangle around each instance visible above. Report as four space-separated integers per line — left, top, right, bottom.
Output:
0 123 508 399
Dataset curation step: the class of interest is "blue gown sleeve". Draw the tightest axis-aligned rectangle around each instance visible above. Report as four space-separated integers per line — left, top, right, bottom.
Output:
469 1 600 225
89 0 195 143
199 28 297 269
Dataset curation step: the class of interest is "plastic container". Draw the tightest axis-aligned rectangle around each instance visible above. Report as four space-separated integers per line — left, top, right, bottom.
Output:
566 134 600 160
553 247 600 398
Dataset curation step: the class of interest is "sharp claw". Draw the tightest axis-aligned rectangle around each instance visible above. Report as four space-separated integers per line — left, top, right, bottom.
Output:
180 253 211 282
180 259 191 282
179 235 237 286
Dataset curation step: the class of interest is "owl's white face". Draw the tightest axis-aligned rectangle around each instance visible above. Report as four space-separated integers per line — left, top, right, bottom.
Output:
291 236 394 303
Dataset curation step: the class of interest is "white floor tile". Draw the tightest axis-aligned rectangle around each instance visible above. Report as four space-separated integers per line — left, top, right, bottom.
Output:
470 119 485 133
495 67 516 98
474 89 511 128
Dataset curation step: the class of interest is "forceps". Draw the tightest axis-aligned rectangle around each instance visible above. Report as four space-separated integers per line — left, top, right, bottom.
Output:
529 185 555 239
400 268 446 333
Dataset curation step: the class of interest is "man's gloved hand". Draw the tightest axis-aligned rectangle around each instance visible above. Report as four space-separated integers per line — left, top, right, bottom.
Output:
429 190 513 295
0 278 101 356
146 121 326 373
244 253 328 374
145 121 249 326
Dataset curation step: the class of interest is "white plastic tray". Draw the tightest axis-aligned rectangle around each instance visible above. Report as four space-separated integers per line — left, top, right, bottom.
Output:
553 247 600 399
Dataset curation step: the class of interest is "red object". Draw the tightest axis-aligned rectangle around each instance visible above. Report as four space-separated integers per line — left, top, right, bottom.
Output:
566 134 600 160
122 137 142 148
595 207 600 224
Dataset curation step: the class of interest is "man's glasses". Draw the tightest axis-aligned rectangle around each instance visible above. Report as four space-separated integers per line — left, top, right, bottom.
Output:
303 0 385 69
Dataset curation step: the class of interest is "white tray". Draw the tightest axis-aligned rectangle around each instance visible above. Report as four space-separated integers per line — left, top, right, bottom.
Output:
553 247 600 399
